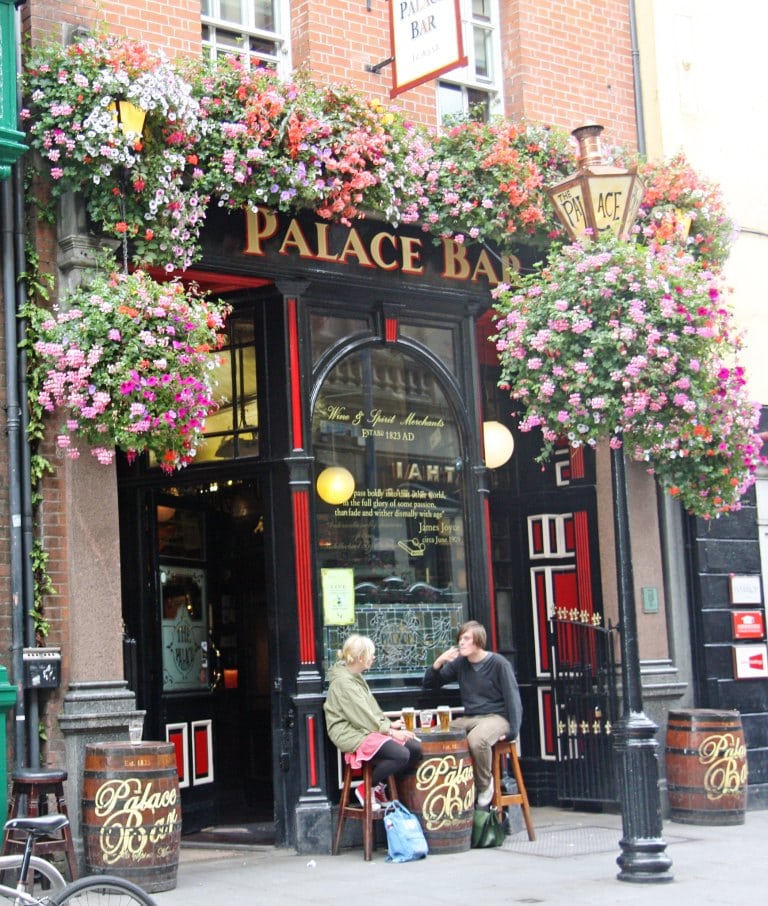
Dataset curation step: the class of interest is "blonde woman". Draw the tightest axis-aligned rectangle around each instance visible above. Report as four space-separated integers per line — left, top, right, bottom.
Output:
324 634 421 809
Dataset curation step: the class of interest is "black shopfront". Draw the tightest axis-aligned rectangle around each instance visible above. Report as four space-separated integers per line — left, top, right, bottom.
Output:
116 206 533 850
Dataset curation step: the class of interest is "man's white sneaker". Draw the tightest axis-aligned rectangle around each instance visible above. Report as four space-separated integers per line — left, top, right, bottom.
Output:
476 779 494 809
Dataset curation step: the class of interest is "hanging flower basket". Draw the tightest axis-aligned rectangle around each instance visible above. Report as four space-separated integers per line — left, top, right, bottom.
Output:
31 269 229 471
190 58 403 226
22 33 207 271
411 118 575 247
492 236 763 519
636 152 735 271
21 33 580 263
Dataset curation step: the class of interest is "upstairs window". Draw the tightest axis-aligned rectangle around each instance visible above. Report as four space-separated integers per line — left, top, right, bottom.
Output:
201 0 290 73
438 0 502 123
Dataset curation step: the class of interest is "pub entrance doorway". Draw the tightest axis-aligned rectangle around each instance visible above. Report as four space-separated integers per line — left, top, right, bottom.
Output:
120 476 274 838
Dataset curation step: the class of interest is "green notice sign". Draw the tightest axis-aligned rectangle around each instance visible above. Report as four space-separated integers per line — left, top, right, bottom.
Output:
0 0 27 178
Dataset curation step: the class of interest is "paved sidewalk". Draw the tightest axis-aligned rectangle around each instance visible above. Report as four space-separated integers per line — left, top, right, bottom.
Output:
152 806 767 905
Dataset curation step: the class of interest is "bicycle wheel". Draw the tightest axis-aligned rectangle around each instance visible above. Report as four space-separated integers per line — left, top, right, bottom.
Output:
51 875 157 906
0 854 66 900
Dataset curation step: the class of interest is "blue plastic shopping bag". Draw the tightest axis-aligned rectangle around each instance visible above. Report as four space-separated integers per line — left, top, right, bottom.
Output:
383 800 428 863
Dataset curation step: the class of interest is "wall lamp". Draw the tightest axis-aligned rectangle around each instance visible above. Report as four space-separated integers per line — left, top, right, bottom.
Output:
316 466 355 505
483 420 515 469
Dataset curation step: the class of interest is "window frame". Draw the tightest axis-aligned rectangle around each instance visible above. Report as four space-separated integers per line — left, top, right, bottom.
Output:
437 0 503 122
201 0 291 74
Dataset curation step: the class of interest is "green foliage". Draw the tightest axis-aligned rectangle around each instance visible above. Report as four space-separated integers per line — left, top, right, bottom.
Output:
29 539 54 641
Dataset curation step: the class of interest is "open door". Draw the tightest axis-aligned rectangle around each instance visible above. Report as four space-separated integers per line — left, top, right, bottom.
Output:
123 479 273 837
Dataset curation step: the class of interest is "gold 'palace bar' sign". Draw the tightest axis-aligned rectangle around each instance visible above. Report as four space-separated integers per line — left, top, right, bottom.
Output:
242 206 518 288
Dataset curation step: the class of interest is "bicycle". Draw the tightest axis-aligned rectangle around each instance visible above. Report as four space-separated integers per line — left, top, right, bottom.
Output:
0 814 157 905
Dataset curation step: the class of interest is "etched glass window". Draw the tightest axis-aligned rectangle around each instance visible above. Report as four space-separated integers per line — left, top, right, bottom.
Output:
314 347 469 684
160 565 209 692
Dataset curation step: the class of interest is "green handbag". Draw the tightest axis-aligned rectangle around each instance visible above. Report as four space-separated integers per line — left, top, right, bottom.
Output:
471 806 505 848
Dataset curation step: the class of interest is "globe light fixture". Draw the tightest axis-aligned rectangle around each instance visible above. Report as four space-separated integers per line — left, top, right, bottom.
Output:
316 466 355 505
483 420 515 469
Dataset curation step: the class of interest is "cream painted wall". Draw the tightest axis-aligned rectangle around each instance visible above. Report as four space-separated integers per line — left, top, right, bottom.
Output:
637 0 768 401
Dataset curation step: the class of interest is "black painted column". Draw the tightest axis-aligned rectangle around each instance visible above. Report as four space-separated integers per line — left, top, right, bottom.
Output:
611 445 673 883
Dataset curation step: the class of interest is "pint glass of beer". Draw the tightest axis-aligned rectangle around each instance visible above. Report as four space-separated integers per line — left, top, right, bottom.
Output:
401 707 416 731
420 709 434 731
437 705 451 732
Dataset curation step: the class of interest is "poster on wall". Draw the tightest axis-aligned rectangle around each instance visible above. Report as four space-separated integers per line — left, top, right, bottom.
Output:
389 0 467 97
322 568 356 625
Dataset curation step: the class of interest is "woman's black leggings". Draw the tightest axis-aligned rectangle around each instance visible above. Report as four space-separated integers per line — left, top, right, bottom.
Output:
370 738 422 785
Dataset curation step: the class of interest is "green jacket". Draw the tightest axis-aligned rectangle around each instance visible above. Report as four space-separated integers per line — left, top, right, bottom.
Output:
323 661 392 753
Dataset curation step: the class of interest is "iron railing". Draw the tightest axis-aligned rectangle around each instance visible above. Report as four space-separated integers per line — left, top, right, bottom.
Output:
549 617 620 806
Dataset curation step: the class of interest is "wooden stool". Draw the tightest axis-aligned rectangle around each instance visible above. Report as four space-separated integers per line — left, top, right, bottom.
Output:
491 739 536 841
332 760 399 861
2 768 78 880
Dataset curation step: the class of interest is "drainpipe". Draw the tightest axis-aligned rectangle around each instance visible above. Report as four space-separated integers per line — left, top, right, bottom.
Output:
2 174 27 768
629 0 647 157
14 0 38 767
14 158 40 767
3 0 36 769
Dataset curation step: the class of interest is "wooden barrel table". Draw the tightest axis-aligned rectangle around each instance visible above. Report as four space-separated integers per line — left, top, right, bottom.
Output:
398 728 475 853
665 709 748 825
82 741 182 892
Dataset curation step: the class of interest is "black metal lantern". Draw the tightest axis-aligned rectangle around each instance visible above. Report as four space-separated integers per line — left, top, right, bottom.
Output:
546 125 645 241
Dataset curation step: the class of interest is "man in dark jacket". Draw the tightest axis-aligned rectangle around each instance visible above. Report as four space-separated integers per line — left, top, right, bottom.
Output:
423 620 522 807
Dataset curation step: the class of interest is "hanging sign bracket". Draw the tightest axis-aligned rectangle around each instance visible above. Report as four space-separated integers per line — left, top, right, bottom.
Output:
365 56 394 74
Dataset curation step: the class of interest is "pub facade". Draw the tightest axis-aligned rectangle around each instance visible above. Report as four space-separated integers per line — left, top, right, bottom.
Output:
116 205 525 845
2 0 766 858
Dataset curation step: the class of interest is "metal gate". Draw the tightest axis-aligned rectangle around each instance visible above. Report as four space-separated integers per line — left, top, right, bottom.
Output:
549 617 620 806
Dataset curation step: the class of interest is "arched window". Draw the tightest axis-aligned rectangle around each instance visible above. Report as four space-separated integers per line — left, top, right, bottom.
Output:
313 345 469 684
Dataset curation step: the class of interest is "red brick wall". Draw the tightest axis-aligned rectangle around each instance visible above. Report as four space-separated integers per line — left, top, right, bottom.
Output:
501 0 638 151
290 0 637 144
23 1 638 143
24 0 201 58
290 1 440 125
